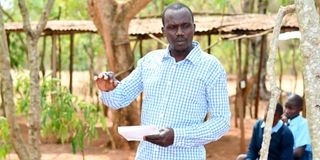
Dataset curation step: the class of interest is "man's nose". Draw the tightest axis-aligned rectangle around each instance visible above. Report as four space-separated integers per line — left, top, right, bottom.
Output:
176 26 184 36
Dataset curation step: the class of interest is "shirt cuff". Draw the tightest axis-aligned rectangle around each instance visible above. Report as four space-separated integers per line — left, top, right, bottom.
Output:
173 128 187 147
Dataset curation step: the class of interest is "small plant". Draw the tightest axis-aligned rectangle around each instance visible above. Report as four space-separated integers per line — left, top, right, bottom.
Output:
40 76 107 154
0 70 107 158
0 117 11 160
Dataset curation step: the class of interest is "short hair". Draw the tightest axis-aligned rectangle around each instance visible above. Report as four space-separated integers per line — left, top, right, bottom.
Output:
275 103 283 116
285 94 303 109
161 2 194 26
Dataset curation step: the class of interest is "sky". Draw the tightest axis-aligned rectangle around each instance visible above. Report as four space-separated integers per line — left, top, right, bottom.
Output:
0 0 13 10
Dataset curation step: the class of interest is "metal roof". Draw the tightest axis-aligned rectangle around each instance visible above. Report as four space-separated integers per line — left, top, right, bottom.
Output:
4 14 298 38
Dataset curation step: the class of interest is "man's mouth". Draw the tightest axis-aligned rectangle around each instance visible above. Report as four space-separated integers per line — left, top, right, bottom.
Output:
176 39 186 44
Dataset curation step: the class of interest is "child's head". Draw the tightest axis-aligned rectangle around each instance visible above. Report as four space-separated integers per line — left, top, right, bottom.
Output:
284 94 303 119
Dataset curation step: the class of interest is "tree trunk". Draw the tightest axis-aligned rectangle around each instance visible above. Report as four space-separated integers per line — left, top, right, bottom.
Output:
295 0 320 158
260 5 295 160
17 0 55 159
87 0 151 149
0 9 31 160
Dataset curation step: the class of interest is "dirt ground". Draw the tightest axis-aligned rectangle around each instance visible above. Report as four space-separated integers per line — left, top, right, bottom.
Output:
6 117 257 160
5 73 303 160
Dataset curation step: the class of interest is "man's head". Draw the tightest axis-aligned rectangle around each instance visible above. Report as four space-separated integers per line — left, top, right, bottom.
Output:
264 103 283 127
284 94 303 119
161 3 195 55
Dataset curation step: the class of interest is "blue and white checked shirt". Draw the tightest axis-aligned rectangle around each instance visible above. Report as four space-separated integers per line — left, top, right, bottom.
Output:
101 41 230 160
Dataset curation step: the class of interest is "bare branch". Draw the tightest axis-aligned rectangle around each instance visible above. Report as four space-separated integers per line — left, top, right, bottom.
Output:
147 34 167 46
259 5 295 160
0 5 15 22
18 0 34 37
34 0 55 38
124 0 151 20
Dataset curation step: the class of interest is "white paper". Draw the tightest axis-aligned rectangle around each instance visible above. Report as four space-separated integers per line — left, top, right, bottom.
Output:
118 125 159 141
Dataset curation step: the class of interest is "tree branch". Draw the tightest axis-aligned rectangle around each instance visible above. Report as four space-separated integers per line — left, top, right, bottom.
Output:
124 0 151 20
259 4 295 160
18 0 34 38
0 5 15 22
34 0 55 38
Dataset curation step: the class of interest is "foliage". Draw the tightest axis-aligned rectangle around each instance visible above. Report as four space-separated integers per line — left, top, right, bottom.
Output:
1 0 300 73
13 70 107 154
0 117 11 160
14 68 30 115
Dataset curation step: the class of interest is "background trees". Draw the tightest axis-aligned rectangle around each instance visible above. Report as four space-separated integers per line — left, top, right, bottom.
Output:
1 0 319 159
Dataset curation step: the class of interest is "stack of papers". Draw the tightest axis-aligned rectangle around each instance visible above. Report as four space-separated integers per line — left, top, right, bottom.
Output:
118 125 160 141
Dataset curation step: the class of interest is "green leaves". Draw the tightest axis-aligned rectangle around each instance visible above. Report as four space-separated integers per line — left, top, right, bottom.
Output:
10 71 107 155
38 77 106 154
0 117 11 160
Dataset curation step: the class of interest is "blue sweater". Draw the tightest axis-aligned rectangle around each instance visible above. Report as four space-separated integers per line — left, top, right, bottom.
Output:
246 119 294 160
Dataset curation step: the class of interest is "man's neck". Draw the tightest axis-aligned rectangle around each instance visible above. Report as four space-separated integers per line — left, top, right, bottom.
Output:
170 46 194 62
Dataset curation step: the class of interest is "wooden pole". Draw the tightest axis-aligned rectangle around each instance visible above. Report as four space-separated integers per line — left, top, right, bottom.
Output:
51 35 57 78
6 32 9 52
254 35 267 119
236 39 246 153
69 33 74 93
40 36 46 77
58 35 62 80
207 34 211 54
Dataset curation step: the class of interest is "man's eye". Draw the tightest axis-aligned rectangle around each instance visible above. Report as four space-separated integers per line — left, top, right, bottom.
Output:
167 26 176 30
182 24 190 28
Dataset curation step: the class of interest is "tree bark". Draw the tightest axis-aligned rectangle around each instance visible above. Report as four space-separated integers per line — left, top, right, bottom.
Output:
87 0 151 149
295 0 320 158
17 0 55 159
0 8 31 160
260 5 295 160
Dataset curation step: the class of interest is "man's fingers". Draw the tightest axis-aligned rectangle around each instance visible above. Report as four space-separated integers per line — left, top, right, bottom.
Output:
144 134 161 141
98 72 105 79
144 134 163 145
95 71 119 91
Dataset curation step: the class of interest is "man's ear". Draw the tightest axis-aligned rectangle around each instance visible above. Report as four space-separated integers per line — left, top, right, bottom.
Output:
161 26 166 37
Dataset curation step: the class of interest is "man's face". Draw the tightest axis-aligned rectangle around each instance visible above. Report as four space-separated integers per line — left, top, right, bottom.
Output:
284 102 301 119
162 8 195 54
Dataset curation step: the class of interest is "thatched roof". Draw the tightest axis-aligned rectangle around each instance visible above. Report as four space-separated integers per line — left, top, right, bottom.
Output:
4 13 298 39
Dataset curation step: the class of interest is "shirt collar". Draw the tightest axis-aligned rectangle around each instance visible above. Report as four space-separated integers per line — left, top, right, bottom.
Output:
287 115 301 126
162 41 202 65
261 120 283 133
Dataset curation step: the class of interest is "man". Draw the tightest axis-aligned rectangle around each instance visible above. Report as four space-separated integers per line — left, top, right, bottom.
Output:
236 103 294 160
282 94 312 160
95 2 230 160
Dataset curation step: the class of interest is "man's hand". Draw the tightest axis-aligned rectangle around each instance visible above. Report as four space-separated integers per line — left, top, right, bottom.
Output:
143 128 174 147
94 72 119 92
